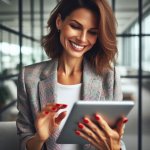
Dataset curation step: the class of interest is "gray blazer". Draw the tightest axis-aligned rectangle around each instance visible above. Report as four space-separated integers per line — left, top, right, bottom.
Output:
16 58 123 150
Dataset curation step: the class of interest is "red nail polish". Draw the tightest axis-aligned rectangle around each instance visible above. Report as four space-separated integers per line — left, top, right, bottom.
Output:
78 123 84 129
95 114 100 121
62 104 68 108
75 130 80 135
83 118 89 124
45 111 49 115
123 118 128 123
52 107 57 111
56 104 61 107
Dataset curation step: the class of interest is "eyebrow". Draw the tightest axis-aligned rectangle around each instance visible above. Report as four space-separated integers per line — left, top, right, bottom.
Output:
70 20 98 30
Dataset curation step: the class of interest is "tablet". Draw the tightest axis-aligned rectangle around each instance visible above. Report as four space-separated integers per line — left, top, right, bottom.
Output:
56 100 134 144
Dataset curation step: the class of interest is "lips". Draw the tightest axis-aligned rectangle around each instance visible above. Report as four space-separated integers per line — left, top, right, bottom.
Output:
69 41 85 51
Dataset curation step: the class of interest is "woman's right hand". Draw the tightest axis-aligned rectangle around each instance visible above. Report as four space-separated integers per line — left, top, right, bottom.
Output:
34 103 67 142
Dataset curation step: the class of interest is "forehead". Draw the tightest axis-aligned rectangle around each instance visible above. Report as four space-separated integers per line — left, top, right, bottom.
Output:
64 8 98 28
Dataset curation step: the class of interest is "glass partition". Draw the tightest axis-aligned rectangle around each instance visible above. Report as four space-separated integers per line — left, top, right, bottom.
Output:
0 32 19 75
121 78 138 150
22 0 31 37
0 0 19 32
142 79 150 150
117 37 139 76
116 0 138 34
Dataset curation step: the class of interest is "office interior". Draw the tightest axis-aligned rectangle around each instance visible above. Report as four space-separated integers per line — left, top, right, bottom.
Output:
0 0 150 150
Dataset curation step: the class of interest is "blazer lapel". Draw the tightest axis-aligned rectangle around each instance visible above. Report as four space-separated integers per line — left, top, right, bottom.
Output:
82 59 103 101
38 58 103 110
38 59 58 110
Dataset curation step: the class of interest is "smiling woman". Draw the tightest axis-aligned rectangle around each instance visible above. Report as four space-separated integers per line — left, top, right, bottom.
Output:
42 0 117 75
16 0 127 150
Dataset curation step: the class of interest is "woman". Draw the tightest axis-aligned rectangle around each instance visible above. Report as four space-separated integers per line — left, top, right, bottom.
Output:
16 0 128 149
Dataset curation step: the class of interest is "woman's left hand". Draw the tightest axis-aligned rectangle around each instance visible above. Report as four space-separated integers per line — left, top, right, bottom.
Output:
75 114 128 150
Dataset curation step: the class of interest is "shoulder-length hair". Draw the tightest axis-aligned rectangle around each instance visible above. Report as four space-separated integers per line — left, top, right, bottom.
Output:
41 0 117 75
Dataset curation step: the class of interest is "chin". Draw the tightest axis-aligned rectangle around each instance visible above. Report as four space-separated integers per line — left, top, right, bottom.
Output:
68 51 85 59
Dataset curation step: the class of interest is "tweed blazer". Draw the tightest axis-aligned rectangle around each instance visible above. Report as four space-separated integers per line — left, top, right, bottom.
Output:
16 58 123 150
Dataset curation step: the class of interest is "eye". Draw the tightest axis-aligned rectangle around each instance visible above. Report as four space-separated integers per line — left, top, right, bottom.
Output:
89 30 98 36
70 24 80 30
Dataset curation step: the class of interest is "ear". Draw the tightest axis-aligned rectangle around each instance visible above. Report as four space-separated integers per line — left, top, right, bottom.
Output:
56 14 62 30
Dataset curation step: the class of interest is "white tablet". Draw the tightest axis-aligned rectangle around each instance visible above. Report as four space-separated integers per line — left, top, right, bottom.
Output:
56 100 134 144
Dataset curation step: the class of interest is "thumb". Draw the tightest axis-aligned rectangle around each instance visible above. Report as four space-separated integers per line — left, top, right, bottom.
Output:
116 117 128 137
55 111 67 125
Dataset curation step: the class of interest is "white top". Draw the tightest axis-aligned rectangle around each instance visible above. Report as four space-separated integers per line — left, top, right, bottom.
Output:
56 82 82 150
56 82 82 129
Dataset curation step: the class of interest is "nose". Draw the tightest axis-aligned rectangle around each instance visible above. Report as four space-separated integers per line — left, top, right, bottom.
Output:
77 31 87 43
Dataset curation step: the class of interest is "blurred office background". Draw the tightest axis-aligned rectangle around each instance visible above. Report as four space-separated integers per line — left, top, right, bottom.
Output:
0 0 150 150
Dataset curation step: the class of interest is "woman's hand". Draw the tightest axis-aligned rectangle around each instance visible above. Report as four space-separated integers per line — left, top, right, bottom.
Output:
35 103 67 142
75 114 128 150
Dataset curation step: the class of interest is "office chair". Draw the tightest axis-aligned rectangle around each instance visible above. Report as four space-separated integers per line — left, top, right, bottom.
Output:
0 121 19 150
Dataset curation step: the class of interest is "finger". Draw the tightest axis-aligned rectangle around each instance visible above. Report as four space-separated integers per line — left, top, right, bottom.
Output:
94 114 112 137
82 118 106 141
78 122 100 144
37 105 58 119
46 103 68 112
116 117 128 137
39 108 54 117
55 111 67 125
46 103 68 108
118 124 125 139
39 103 68 116
36 109 49 118
75 130 100 149
38 103 56 116
37 103 68 121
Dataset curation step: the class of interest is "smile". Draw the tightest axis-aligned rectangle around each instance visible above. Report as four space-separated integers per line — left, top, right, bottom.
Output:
70 41 85 51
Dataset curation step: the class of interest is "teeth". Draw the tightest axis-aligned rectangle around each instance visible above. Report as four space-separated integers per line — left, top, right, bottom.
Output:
71 42 84 50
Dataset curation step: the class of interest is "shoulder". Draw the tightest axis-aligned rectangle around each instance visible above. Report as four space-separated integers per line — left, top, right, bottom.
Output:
102 66 120 81
101 67 122 100
101 67 121 89
24 59 52 71
84 59 118 80
21 59 55 80
24 59 54 73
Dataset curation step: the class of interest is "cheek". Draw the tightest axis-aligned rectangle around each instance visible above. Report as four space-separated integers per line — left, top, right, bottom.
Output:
89 36 98 46
61 26 74 38
59 31 73 50
59 32 67 46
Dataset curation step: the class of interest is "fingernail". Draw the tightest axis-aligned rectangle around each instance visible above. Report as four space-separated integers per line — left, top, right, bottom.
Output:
51 107 57 111
83 118 89 124
62 104 68 108
56 104 61 107
45 111 49 115
95 114 100 121
123 118 128 123
75 130 80 135
78 123 84 129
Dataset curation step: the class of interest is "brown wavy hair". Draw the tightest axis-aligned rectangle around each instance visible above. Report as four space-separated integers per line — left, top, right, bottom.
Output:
41 0 117 75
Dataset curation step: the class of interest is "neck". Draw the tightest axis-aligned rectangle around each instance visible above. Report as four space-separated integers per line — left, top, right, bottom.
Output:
58 55 83 76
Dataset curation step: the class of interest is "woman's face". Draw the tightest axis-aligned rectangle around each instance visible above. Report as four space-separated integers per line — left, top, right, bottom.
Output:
56 8 98 59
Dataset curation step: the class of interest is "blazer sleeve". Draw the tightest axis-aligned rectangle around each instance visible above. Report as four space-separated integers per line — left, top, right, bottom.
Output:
113 67 123 101
83 67 126 150
16 68 35 150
